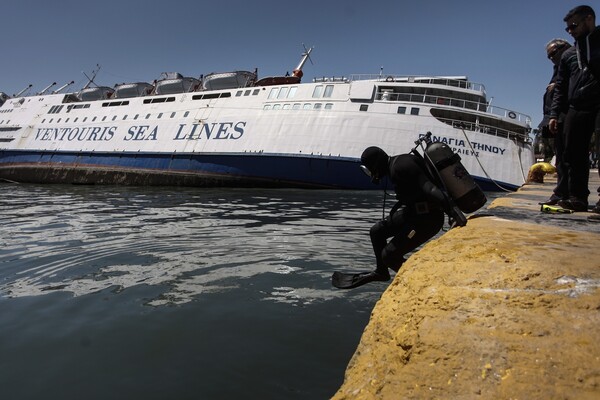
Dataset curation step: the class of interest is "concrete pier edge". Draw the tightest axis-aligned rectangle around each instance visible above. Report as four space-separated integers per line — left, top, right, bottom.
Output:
332 171 600 399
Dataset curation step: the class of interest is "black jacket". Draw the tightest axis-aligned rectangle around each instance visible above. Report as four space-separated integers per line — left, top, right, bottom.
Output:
550 26 600 115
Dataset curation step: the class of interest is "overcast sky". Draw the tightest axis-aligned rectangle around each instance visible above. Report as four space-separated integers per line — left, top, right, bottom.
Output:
0 0 588 127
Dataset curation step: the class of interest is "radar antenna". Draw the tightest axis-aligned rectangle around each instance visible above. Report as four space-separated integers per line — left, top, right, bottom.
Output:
82 64 101 89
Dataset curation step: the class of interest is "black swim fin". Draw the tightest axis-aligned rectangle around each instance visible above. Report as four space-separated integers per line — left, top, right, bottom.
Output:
331 271 389 289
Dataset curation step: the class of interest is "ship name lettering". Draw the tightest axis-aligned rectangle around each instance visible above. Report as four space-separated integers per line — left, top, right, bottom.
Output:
173 121 246 141
421 134 506 156
125 125 158 141
34 126 116 142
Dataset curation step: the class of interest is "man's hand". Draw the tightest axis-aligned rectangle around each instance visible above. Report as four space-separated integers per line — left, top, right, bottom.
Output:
549 118 559 134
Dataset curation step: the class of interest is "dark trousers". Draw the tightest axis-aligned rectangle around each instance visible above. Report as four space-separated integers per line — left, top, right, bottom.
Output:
370 206 444 272
562 108 597 202
553 122 568 199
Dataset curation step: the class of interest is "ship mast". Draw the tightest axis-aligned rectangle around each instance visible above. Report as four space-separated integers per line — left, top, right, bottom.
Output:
292 45 314 79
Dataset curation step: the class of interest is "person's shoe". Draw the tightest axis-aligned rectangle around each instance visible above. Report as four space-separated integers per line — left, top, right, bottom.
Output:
557 199 588 212
539 195 562 206
592 202 600 214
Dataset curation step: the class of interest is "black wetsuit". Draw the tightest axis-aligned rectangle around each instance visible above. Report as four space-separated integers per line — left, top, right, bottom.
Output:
370 154 446 274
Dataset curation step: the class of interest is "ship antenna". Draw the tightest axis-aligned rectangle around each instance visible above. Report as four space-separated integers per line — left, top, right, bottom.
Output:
52 81 75 94
37 82 57 95
82 64 101 89
291 44 314 80
13 84 33 97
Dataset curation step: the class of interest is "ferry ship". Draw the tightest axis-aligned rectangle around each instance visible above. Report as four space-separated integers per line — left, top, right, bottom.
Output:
0 48 533 190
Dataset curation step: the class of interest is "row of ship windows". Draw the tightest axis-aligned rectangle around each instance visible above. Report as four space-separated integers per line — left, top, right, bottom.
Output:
264 103 334 111
0 105 421 125
0 109 13 114
40 111 192 124
267 84 334 100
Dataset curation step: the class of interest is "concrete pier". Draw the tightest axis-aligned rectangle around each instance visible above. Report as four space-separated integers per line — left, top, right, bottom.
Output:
333 171 600 399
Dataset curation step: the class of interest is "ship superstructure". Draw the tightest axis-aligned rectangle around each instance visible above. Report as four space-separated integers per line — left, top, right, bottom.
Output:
0 48 533 189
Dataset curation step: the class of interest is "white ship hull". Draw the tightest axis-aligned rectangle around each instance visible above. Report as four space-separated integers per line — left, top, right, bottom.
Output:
0 68 534 190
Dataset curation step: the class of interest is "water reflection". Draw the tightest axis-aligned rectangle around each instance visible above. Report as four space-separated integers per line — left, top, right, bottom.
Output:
0 185 384 305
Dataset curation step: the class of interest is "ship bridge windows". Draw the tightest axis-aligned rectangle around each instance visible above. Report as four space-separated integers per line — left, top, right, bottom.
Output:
267 86 297 99
376 86 487 111
312 84 334 98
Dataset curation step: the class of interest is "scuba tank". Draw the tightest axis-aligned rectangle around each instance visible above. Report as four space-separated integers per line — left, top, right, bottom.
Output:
424 141 487 213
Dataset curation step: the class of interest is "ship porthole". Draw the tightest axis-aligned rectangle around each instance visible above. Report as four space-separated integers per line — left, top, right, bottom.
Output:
385 76 394 82
508 111 517 119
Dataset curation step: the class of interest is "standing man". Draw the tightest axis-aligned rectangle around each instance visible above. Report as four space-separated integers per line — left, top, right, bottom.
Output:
540 38 571 205
549 5 600 212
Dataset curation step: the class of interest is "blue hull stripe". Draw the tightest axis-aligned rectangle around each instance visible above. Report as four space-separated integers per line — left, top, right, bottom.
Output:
0 150 518 191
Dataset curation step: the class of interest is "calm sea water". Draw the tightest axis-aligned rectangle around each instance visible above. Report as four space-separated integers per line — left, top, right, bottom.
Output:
0 183 400 400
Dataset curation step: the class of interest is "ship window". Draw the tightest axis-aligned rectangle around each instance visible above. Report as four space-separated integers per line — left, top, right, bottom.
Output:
282 104 291 110
360 104 368 111
57 118 61 123
268 88 279 99
112 116 117 121
146 114 151 119
134 114 139 120
288 87 297 98
312 85 323 98
314 103 322 110
323 85 334 97
41 119 45 123
410 107 420 115
102 116 107 121
278 87 289 99
303 103 312 109
273 104 281 110
158 113 163 119
74 118 78 122
263 105 271 110
397 106 406 114
252 89 260 95
292 103 301 110
65 118 69 123
83 117 88 122
236 91 243 97
184 111 189 117
92 117 97 122
171 112 176 118
325 103 333 109
244 90 251 96
123 115 128 120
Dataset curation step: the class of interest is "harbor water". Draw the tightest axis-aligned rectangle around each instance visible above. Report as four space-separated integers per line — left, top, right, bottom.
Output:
0 184 396 400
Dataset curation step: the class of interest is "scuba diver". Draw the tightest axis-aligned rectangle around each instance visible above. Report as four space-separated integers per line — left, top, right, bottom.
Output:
332 134 485 289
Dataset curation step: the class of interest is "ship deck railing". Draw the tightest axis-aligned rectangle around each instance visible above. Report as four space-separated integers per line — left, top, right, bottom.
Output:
437 116 532 143
349 74 487 93
375 91 531 126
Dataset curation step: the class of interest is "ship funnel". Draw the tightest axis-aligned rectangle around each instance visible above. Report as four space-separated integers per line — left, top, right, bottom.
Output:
14 84 33 97
38 82 57 95
52 81 75 94
292 45 314 79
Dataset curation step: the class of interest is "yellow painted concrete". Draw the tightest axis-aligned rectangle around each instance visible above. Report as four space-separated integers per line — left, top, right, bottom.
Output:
333 172 600 399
